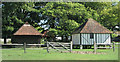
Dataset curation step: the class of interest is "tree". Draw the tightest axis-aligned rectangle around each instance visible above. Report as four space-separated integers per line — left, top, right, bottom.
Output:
38 2 101 41
2 2 43 44
99 3 118 30
2 2 118 42
2 3 25 44
46 28 58 41
58 19 79 41
80 2 118 30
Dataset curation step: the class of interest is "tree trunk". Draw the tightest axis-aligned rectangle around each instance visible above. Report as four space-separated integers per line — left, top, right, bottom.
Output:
65 36 68 41
70 36 72 41
53 36 56 42
4 36 7 44
62 36 64 41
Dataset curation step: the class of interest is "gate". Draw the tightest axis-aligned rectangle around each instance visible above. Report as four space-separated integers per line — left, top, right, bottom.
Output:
46 41 72 53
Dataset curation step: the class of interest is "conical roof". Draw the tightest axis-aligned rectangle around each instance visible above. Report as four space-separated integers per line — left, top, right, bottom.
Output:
73 18 113 34
14 22 42 35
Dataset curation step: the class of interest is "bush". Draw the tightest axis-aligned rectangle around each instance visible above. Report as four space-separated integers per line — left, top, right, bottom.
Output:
112 34 118 38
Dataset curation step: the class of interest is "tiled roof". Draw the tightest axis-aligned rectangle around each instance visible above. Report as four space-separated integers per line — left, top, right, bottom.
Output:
73 18 113 34
13 22 42 35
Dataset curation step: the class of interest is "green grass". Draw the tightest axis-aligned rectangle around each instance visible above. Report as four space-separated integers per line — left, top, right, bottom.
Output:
2 45 118 60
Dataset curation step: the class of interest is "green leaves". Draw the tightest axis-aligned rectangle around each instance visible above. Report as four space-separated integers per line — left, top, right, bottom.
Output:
6 26 14 32
99 3 118 30
2 2 41 38
2 2 118 39
47 28 58 38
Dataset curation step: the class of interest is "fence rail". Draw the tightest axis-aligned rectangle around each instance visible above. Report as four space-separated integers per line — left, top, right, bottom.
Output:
47 41 72 53
1 41 119 53
94 41 120 53
1 44 44 46
114 43 120 45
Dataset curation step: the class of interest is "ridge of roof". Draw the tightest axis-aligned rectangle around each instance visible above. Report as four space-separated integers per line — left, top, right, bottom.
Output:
13 22 42 35
73 18 113 34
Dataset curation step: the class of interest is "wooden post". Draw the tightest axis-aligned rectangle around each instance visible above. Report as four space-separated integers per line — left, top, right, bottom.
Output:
80 45 83 49
94 41 96 53
113 42 115 52
24 42 26 53
70 41 72 53
47 41 49 53
38 39 41 48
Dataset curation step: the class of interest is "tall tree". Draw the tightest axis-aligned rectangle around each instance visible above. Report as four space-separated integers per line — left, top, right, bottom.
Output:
37 2 99 41
2 2 43 44
80 2 118 30
99 3 118 30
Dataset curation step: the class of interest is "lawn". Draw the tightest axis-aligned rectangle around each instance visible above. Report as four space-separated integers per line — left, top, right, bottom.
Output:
2 45 118 60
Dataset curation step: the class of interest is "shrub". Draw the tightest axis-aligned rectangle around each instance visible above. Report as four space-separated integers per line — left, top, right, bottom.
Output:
112 34 118 38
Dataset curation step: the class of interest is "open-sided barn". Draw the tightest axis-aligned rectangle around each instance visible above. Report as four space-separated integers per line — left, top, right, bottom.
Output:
11 22 42 44
72 18 112 49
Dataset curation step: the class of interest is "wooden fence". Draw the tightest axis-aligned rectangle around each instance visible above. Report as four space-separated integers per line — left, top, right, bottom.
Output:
1 41 119 53
1 41 72 53
1 43 44 53
1 44 44 46
46 41 72 53
93 41 120 53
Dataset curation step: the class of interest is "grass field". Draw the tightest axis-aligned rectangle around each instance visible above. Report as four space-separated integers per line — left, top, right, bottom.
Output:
2 45 119 60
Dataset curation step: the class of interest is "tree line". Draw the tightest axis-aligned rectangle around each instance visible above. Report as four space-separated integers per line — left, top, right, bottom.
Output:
2 2 119 43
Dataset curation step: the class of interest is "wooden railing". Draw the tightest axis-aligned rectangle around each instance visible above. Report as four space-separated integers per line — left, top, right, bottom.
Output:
93 41 120 53
1 43 44 53
47 41 72 53
1 44 44 46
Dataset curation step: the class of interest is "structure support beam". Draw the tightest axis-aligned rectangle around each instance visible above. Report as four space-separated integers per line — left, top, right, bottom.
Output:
47 41 49 53
70 41 72 53
113 42 115 52
24 42 26 53
94 41 96 53
80 45 83 49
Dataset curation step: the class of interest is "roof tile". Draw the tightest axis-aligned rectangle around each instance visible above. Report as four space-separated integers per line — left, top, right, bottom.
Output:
13 22 42 35
73 18 113 34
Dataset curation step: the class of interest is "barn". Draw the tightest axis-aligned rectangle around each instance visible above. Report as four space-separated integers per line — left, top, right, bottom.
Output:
72 18 112 49
11 22 42 44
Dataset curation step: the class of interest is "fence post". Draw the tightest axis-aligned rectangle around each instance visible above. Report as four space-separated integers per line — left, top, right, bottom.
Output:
80 45 83 49
70 41 72 53
113 42 115 52
94 41 96 53
24 42 26 53
47 41 49 53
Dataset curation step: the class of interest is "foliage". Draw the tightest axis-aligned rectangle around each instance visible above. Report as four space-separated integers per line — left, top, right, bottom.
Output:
112 34 118 38
58 19 79 36
2 2 43 38
38 2 100 38
99 4 118 30
2 2 119 42
47 28 58 37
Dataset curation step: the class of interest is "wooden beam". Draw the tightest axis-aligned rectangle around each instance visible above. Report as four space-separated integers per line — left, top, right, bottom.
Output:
57 43 69 50
48 42 70 45
80 45 82 49
113 42 115 52
70 41 72 53
27 44 44 46
2 44 23 46
1 44 44 46
94 41 96 53
24 42 26 53
48 43 60 51
115 43 120 45
96 43 113 45
47 41 49 53
97 47 112 49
